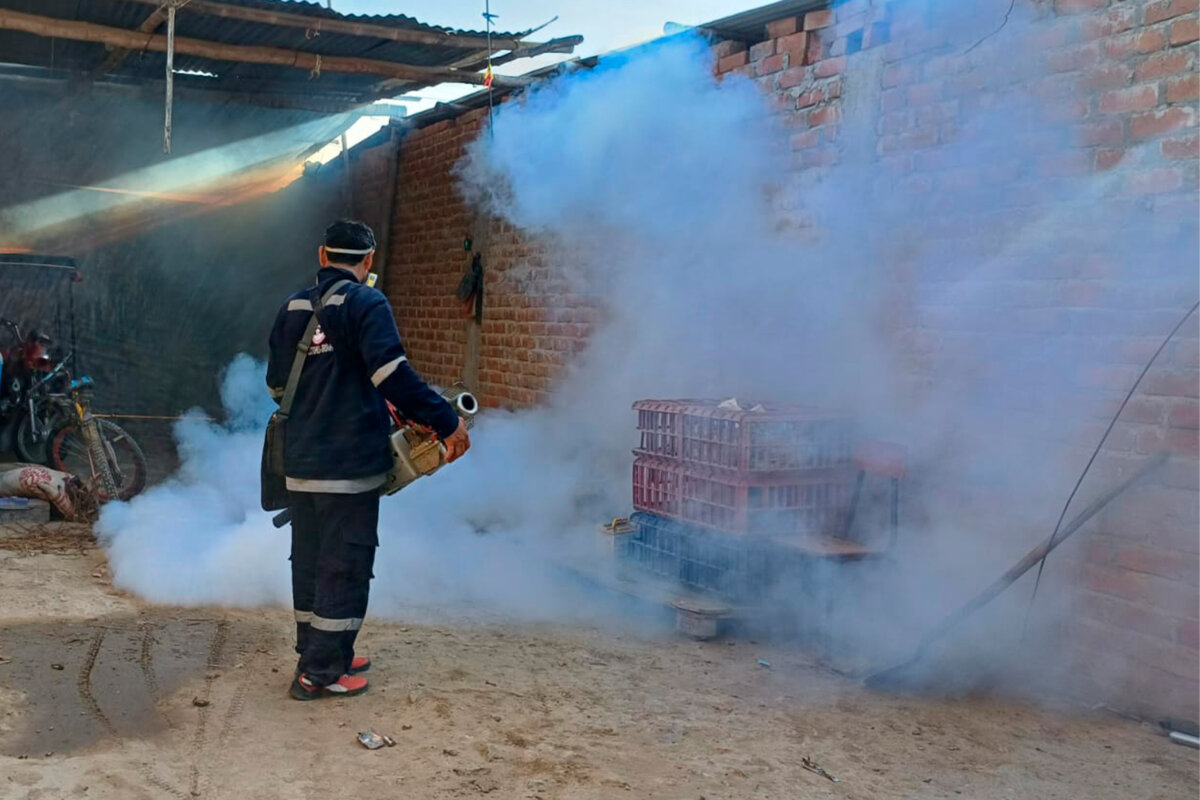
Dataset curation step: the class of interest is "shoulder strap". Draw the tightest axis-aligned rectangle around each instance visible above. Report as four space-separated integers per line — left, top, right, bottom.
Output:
278 279 353 416
309 277 356 352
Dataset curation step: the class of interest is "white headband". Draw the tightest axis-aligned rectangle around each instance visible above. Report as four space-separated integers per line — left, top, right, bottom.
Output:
324 246 375 255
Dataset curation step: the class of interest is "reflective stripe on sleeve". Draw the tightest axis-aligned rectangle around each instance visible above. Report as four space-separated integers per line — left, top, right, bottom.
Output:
370 356 408 387
287 299 313 311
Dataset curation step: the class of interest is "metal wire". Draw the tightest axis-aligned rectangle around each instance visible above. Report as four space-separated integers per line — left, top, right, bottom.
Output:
963 0 1016 55
484 0 496 136
1022 300 1200 633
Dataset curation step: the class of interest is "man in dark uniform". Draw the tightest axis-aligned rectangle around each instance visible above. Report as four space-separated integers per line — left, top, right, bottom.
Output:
267 219 470 700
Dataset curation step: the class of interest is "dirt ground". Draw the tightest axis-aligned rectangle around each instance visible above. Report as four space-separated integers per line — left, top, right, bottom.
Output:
0 524 1196 800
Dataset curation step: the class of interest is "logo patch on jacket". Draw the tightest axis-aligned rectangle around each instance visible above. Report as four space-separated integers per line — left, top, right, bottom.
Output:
309 325 333 356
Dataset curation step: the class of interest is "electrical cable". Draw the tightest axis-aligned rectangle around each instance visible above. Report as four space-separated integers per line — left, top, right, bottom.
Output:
1022 300 1199 633
963 0 1016 55
484 0 496 136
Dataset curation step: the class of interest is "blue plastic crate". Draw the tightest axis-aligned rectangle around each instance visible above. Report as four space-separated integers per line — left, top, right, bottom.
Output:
625 512 778 601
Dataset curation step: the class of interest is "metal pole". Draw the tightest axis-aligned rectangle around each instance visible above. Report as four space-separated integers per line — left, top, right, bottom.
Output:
340 130 354 212
164 2 176 154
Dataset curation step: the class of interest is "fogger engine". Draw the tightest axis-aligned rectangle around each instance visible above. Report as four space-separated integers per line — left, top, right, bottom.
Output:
271 385 477 528
381 384 478 495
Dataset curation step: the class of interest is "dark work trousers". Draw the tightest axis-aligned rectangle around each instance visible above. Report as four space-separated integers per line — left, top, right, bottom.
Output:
288 489 379 687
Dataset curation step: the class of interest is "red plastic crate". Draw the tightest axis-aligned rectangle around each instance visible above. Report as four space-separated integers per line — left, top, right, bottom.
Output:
632 455 854 536
634 399 852 472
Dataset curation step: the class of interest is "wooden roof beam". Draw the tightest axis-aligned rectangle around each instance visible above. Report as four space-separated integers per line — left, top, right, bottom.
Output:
0 8 526 89
364 34 583 103
453 35 583 71
93 5 167 76
120 0 539 51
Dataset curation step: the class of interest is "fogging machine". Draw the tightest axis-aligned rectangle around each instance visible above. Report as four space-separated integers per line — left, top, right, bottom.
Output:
271 385 478 528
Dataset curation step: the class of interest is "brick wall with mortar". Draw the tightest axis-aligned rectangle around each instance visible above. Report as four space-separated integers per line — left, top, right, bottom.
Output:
715 0 1198 719
383 114 477 393
373 0 1197 718
382 110 597 408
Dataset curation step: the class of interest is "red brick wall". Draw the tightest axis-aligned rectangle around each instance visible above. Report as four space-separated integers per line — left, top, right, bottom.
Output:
381 110 597 408
476 223 598 408
373 0 1197 718
716 0 1199 719
381 115 476 390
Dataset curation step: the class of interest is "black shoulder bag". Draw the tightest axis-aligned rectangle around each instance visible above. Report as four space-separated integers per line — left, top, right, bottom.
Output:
260 279 352 511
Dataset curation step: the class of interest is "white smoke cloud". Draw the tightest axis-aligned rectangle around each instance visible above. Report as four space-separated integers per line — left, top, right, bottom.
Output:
97 356 289 607
96 355 619 624
98 5 1197 695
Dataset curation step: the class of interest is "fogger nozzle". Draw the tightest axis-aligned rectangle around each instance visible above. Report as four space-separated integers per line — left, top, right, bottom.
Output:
436 383 478 422
454 391 479 417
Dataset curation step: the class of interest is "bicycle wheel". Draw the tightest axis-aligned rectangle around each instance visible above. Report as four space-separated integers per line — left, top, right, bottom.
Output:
14 411 54 465
52 419 149 501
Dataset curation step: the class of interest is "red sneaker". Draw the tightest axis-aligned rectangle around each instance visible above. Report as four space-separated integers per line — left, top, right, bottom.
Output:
289 673 369 701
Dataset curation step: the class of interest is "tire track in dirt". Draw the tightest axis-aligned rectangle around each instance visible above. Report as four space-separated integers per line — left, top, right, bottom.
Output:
188 619 229 798
75 624 191 797
216 626 267 747
76 631 116 736
137 621 191 798
141 768 190 800
217 660 249 742
137 623 176 730
138 625 160 699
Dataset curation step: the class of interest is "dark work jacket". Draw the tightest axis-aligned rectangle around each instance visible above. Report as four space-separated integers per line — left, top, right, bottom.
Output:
266 266 459 490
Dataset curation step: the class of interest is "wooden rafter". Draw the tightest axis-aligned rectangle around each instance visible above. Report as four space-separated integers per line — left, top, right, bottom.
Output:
93 5 168 75
454 35 583 72
120 0 534 51
0 8 526 88
365 34 583 104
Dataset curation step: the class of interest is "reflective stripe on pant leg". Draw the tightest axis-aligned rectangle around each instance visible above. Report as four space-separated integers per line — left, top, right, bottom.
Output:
294 610 314 623
310 614 363 632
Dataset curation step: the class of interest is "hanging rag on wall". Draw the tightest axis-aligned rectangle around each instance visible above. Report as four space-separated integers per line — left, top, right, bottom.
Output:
456 253 484 323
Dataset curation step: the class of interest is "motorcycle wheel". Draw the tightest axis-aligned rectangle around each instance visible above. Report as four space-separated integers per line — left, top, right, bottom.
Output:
51 419 149 501
14 412 54 465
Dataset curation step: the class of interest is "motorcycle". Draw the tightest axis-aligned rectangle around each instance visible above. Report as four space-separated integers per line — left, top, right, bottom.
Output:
0 319 147 501
0 318 68 462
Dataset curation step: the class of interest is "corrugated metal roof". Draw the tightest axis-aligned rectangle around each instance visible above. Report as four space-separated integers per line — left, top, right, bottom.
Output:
0 0 543 101
701 0 829 42
204 0 516 38
403 0 831 129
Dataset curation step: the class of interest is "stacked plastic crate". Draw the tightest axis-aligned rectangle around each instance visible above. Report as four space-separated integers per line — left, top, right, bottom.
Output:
626 399 855 601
